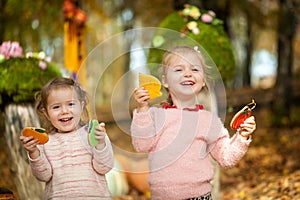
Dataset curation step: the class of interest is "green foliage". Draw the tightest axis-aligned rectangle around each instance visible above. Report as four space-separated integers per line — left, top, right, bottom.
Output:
0 57 62 107
148 12 236 83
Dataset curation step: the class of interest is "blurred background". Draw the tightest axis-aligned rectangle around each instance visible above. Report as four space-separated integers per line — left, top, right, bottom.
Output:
0 0 300 199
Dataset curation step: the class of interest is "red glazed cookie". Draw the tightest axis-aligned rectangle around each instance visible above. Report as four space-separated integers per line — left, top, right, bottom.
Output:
230 99 256 130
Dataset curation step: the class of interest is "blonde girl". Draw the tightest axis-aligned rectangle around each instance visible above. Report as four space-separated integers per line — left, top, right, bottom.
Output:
131 46 256 200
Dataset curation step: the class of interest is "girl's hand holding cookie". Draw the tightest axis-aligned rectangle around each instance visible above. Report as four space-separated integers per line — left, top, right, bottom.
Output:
239 116 256 139
134 87 150 112
94 122 107 150
20 135 40 159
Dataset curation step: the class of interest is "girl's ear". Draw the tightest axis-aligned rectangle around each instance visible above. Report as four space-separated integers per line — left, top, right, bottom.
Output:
162 75 168 88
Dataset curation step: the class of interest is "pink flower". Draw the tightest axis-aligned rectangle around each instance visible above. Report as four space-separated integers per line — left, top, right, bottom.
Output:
201 14 213 23
39 61 47 70
0 41 23 59
10 42 22 57
45 57 52 62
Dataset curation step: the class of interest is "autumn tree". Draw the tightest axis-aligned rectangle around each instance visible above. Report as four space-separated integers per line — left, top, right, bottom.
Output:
272 0 298 126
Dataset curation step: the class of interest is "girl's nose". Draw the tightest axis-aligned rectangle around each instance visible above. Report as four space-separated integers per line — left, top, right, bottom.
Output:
183 70 192 77
61 105 68 113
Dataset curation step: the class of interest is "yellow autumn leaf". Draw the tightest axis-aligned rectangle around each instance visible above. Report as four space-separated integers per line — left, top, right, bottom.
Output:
239 191 245 199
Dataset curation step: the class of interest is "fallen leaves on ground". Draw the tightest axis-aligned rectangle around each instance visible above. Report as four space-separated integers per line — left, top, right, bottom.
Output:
221 107 300 200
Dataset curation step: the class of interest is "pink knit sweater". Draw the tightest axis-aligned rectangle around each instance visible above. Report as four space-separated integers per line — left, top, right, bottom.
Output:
28 126 114 199
131 107 252 200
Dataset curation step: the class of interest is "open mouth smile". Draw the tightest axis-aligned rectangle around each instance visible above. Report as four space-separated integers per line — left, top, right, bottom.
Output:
181 80 195 86
59 117 73 123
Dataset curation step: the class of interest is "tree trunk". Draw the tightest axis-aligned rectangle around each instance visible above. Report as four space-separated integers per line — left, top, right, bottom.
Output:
272 0 296 125
243 11 252 86
3 103 44 200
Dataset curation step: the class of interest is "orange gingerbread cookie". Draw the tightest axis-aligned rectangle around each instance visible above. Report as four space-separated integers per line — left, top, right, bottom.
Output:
22 127 49 144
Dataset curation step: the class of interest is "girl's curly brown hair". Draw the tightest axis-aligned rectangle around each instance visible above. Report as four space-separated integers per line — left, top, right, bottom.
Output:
35 77 89 134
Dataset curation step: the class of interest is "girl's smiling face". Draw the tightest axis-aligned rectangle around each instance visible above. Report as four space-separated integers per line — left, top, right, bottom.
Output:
44 87 83 133
162 53 206 106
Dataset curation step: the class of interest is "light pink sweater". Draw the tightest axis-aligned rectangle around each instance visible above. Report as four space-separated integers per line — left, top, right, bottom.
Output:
28 126 114 199
131 107 251 200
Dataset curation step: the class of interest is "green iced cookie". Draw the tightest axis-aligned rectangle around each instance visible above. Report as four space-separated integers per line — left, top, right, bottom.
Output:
88 119 99 146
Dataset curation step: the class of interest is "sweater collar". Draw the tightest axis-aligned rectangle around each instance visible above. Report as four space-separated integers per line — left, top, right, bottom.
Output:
162 104 204 111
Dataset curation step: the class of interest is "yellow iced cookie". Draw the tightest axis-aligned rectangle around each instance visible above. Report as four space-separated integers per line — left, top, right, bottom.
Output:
139 73 162 100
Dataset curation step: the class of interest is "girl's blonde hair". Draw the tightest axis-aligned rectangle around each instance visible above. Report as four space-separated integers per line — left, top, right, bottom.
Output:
160 46 211 106
35 77 89 134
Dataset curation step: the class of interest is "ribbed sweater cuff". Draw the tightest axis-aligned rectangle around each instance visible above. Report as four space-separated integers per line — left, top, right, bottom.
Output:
132 109 152 127
92 136 114 166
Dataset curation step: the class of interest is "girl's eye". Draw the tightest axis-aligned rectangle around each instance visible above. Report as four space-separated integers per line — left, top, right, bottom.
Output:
173 66 183 72
192 66 202 72
69 102 75 106
52 105 60 109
